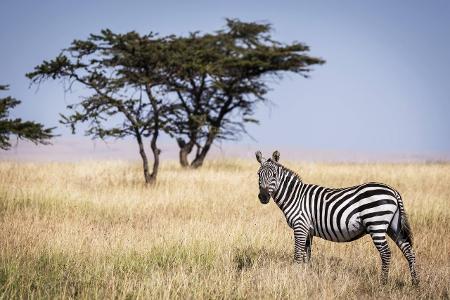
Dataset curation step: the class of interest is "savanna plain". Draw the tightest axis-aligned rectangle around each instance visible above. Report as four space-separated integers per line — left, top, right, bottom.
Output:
0 159 449 299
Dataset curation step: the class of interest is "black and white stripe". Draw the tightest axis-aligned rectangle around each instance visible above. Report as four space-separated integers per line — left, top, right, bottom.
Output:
256 150 418 285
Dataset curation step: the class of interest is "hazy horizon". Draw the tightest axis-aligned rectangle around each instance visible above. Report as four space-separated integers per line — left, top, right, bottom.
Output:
2 137 449 163
1 1 449 161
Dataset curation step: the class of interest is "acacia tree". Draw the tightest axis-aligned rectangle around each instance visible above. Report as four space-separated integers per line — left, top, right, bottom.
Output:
27 30 178 184
0 84 54 150
27 19 324 177
166 19 325 168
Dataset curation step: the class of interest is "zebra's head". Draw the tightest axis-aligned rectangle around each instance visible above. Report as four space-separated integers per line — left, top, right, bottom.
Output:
256 150 280 204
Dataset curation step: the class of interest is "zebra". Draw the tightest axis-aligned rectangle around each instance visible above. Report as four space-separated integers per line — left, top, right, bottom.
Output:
255 150 418 285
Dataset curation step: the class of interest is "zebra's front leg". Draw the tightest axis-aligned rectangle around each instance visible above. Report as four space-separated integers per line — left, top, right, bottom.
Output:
306 233 313 262
293 221 311 263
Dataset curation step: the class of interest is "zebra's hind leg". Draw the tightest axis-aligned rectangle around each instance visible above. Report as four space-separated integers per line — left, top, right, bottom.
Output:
388 228 419 285
370 232 392 284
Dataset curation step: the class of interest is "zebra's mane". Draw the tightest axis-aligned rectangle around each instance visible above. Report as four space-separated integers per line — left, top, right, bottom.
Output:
271 159 303 182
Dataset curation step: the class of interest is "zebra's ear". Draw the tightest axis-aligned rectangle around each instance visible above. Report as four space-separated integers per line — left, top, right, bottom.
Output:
255 151 263 164
272 150 280 162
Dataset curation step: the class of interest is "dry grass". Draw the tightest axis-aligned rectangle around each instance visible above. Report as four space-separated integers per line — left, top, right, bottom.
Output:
0 159 449 299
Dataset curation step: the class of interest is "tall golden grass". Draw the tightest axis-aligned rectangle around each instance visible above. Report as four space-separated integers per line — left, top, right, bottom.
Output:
0 159 449 299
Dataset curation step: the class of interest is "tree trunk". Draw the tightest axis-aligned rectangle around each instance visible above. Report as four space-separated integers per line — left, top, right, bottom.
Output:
177 138 195 168
179 148 189 167
190 130 216 169
146 85 161 184
189 97 230 169
149 130 160 184
135 133 153 184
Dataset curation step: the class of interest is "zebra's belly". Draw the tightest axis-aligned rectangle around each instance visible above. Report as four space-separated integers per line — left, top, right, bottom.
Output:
341 218 366 242
314 217 366 242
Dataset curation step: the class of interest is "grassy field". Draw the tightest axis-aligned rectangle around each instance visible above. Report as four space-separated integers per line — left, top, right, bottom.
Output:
0 159 449 299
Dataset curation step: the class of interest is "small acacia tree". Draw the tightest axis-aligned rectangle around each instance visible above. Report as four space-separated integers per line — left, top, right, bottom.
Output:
27 30 178 184
0 84 54 150
166 19 325 168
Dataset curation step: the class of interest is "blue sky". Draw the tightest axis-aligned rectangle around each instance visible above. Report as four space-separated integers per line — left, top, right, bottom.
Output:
1 0 449 159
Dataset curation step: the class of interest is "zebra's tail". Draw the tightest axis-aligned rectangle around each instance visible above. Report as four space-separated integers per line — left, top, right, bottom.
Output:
396 194 414 246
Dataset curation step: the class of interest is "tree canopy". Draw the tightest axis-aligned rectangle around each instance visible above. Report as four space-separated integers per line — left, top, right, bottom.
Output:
165 19 325 167
27 19 324 183
27 30 179 183
0 85 54 150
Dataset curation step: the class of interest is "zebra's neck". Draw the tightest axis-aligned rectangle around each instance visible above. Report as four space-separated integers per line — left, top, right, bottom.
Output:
272 165 304 208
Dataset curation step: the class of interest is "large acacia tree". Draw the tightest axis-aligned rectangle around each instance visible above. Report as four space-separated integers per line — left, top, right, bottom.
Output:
27 30 179 184
27 19 325 180
166 19 325 168
0 84 54 150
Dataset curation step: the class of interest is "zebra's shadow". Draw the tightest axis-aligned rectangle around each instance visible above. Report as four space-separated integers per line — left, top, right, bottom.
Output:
308 254 409 289
232 246 291 271
232 246 409 289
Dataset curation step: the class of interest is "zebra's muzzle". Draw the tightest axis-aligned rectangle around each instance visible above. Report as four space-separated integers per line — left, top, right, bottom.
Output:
258 188 270 204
